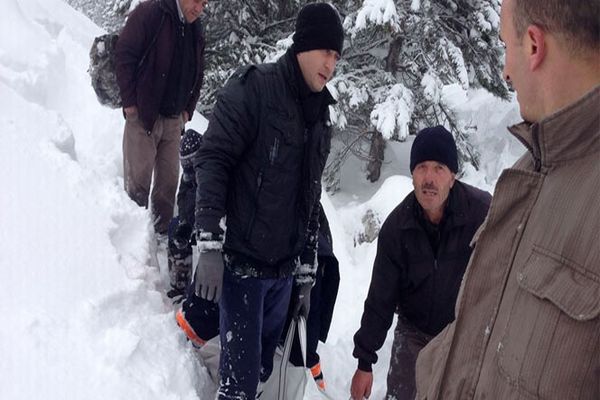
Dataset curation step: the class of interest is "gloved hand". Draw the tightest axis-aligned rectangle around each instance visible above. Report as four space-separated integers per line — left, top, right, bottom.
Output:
290 282 312 319
173 223 193 249
194 249 224 302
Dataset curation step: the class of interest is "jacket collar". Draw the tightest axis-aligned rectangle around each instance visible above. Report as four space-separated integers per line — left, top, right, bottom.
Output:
508 85 600 171
174 0 185 23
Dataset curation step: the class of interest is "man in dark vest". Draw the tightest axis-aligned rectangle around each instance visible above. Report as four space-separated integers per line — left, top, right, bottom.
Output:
351 126 492 400
115 0 206 237
190 3 343 398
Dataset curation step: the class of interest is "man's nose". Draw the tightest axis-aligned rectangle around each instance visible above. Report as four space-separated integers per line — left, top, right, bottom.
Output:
325 55 337 73
423 169 435 182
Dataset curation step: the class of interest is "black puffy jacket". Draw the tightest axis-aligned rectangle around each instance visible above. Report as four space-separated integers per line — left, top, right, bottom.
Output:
194 49 334 275
353 181 491 369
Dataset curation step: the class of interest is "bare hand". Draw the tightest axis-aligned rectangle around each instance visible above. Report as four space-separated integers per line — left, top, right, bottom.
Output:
182 110 189 123
124 105 138 117
350 369 373 399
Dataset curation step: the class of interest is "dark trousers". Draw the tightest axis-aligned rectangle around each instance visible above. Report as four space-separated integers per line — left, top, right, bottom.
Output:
386 316 434 400
217 267 293 400
181 257 330 369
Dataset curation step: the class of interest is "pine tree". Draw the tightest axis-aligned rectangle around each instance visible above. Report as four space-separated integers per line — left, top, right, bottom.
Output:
66 0 132 32
323 0 508 191
199 0 303 114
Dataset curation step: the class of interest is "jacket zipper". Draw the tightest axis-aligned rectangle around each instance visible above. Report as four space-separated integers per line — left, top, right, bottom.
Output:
245 169 264 240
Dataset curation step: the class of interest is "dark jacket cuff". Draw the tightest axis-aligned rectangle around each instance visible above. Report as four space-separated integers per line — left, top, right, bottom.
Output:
357 359 372 372
194 214 225 239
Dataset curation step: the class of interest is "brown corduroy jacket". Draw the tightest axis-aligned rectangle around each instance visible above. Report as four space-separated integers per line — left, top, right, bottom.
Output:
415 86 600 400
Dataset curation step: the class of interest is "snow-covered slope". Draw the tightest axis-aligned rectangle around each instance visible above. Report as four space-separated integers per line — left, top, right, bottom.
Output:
0 1 521 399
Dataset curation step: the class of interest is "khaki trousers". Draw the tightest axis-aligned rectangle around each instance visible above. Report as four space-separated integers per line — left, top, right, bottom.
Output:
123 113 182 234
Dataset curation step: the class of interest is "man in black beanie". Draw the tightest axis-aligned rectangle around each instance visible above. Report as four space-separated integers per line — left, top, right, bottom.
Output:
351 126 492 400
187 3 343 399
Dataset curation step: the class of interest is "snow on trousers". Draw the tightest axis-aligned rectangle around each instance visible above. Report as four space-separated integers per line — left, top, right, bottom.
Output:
123 113 182 234
217 267 293 400
386 315 434 400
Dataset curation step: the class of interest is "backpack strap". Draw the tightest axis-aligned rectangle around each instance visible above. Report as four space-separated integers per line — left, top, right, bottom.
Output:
137 12 166 70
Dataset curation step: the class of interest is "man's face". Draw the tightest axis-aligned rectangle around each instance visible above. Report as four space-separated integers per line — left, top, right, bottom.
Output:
412 161 455 222
500 0 538 122
297 49 340 92
180 0 207 23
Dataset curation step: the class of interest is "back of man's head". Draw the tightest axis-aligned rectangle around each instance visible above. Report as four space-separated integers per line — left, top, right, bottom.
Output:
512 0 599 58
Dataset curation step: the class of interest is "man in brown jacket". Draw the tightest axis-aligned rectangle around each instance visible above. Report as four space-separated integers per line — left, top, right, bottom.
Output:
116 0 206 236
415 1 600 399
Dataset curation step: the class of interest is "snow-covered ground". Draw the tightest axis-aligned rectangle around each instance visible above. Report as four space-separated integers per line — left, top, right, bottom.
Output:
0 0 522 399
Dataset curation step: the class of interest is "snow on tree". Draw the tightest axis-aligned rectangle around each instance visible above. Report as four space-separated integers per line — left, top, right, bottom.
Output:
322 0 508 191
66 0 133 32
71 0 508 191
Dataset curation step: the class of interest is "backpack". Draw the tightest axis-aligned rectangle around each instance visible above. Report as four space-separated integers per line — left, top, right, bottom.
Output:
88 13 165 109
89 33 121 108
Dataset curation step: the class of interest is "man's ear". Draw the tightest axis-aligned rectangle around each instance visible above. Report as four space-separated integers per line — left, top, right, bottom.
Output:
526 25 546 71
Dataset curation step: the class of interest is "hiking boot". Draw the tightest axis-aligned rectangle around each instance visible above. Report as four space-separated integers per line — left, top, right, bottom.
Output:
309 362 325 391
166 234 192 303
175 308 207 348
168 252 192 289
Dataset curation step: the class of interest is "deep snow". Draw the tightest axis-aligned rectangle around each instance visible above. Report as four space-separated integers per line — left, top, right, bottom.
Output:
0 1 522 399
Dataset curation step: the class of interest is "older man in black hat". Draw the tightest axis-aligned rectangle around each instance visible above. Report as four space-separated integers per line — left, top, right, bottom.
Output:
188 3 344 399
350 126 492 400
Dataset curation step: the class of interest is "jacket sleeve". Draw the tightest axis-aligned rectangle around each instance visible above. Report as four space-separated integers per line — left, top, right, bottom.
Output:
193 67 260 240
186 22 205 121
352 215 404 371
115 3 151 108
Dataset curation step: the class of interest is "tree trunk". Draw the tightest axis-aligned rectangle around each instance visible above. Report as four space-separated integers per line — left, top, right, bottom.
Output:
366 130 385 182
385 36 403 74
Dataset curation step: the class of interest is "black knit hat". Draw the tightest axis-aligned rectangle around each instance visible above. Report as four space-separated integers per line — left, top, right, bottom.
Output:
410 126 458 173
293 3 344 55
180 129 203 170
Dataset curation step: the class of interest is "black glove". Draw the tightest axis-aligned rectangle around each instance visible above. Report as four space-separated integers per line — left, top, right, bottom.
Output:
291 282 312 319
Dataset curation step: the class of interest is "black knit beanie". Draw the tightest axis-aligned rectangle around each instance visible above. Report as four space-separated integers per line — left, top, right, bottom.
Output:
410 126 458 173
179 129 203 171
293 3 344 55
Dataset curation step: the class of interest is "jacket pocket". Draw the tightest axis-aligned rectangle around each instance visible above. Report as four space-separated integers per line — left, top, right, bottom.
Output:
497 246 600 399
266 112 302 170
